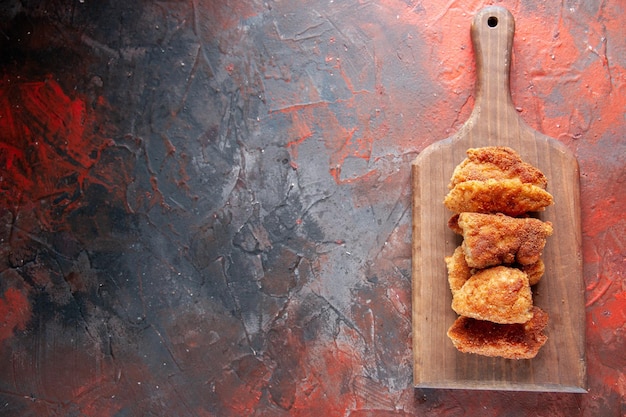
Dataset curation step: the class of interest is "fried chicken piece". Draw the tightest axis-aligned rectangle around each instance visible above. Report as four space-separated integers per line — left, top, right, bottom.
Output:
445 246 471 294
521 259 545 286
447 306 549 359
444 178 554 216
452 212 553 269
445 246 545 291
448 147 548 190
451 265 533 324
447 213 462 234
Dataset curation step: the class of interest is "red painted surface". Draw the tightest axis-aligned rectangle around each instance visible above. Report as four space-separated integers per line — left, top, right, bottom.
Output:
0 288 31 343
0 0 624 416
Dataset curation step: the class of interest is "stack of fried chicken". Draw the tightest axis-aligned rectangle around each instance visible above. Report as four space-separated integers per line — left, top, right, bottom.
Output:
443 147 553 359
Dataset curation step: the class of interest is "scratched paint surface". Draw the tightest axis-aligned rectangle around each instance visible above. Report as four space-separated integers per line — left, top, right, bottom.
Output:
0 0 624 415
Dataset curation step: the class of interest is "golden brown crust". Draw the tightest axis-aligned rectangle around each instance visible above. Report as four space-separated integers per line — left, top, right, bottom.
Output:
444 178 554 216
443 147 552 359
448 146 548 190
445 245 545 289
447 306 549 359
456 212 553 269
451 266 533 324
520 259 545 286
445 246 471 294
447 214 462 234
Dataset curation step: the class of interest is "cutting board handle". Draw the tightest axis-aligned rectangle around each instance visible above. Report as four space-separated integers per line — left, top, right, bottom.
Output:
470 6 517 127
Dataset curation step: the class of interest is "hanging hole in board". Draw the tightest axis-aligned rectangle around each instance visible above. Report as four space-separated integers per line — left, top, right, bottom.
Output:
487 16 498 27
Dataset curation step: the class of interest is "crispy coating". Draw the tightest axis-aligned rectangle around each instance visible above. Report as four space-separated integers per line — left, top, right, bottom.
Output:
445 246 471 294
447 306 549 359
443 147 551 358
451 265 533 324
521 259 545 286
447 214 462 234
445 245 545 290
444 178 554 216
453 212 553 269
448 147 548 190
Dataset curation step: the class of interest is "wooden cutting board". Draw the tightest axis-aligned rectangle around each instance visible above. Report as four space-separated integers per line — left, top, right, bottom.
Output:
411 6 586 392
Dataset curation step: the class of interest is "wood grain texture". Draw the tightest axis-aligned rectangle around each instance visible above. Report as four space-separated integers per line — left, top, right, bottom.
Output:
411 6 586 392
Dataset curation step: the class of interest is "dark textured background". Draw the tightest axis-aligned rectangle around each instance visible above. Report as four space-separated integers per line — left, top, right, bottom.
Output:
0 0 624 415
